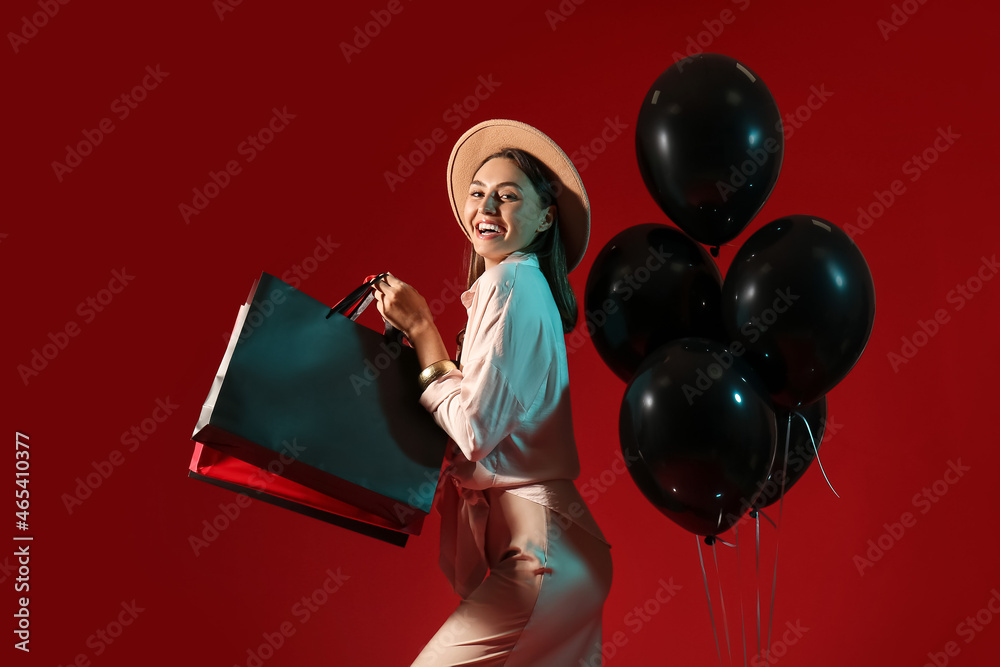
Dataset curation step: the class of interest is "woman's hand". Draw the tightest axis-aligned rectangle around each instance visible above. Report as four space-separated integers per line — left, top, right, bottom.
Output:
372 273 452 372
371 273 434 340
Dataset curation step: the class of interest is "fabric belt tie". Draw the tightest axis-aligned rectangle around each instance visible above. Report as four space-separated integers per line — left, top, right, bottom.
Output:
437 472 490 599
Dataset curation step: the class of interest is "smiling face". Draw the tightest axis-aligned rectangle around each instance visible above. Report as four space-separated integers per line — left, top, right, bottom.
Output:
463 157 555 270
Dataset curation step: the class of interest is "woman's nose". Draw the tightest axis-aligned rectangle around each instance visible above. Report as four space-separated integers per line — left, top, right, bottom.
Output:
481 192 499 213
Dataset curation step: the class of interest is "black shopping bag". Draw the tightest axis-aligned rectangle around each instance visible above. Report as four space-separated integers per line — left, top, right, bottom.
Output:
190 272 447 543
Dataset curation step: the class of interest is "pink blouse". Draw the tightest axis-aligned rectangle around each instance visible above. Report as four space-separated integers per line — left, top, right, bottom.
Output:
419 251 610 598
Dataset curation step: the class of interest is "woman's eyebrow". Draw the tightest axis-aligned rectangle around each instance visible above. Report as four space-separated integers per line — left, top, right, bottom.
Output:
470 180 523 190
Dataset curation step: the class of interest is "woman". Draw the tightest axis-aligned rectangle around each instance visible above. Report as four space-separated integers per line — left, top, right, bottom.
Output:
372 119 612 666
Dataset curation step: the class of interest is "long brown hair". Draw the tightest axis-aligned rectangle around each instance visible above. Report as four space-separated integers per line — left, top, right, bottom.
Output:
462 148 579 334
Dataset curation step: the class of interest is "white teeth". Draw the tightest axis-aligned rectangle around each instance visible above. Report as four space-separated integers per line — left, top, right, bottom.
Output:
478 222 503 234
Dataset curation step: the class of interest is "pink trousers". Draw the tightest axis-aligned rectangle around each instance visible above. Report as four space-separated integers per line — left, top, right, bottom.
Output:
411 489 613 666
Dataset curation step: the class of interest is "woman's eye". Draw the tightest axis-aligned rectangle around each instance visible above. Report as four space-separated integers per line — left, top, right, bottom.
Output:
468 190 517 201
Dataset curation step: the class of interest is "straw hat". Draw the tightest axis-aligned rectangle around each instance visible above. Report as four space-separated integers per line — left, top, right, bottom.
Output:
446 119 590 272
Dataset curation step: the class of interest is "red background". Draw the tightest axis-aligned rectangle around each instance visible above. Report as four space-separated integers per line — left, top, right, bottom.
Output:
6 0 999 665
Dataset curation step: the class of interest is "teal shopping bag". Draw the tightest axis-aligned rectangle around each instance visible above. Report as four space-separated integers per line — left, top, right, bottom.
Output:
191 272 448 540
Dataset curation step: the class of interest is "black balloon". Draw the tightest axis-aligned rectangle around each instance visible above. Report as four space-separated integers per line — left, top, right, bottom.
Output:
585 224 725 382
721 215 876 408
619 338 776 537
755 396 827 508
636 53 783 247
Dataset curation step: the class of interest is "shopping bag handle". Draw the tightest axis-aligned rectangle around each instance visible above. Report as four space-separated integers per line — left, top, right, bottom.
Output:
325 273 407 346
327 273 386 320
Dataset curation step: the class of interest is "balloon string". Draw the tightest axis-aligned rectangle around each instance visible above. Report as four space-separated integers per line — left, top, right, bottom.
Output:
714 537 737 548
697 535 723 665
754 511 762 660
766 413 791 660
755 509 778 529
794 410 840 499
712 542 733 665
737 526 748 667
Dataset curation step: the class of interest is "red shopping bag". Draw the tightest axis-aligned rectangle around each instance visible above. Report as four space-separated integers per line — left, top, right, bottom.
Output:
188 442 425 547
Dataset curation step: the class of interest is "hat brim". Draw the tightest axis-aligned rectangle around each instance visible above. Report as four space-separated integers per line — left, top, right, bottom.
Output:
447 119 590 273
